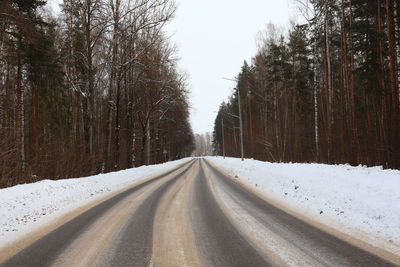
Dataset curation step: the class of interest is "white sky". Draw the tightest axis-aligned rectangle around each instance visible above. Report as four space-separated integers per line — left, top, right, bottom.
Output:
47 0 295 135
168 0 294 134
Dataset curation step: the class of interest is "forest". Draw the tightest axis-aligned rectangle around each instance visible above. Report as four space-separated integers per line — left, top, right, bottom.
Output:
214 0 400 169
0 0 194 188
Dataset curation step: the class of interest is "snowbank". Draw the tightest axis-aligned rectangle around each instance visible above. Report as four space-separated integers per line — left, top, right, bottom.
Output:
205 156 400 254
0 158 190 248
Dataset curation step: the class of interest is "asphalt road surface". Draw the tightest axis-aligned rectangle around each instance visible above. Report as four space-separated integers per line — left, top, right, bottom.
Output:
1 159 397 267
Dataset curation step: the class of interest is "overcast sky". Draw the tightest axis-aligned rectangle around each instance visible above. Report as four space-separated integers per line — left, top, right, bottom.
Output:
48 0 294 134
167 0 294 134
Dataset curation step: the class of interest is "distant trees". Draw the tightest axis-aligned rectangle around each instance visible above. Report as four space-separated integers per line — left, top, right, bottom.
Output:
0 0 193 188
214 0 400 169
193 132 213 156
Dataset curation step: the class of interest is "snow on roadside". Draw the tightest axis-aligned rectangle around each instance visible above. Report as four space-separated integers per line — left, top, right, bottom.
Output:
206 156 400 254
0 158 190 248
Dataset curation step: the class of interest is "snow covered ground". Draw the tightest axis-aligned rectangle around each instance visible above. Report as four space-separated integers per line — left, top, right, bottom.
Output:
0 158 190 248
206 156 400 255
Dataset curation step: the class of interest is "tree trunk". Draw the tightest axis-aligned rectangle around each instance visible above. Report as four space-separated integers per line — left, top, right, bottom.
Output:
113 0 121 170
386 0 400 166
85 0 94 173
16 48 25 175
324 0 333 163
146 117 151 165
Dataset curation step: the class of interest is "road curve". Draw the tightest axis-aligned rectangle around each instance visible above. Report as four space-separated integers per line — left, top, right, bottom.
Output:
0 158 397 267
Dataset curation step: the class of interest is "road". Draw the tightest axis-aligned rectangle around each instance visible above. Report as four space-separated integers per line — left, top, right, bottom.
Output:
1 159 396 267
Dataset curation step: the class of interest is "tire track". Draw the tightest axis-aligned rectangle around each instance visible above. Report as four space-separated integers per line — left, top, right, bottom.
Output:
151 161 200 267
99 161 195 267
189 160 272 266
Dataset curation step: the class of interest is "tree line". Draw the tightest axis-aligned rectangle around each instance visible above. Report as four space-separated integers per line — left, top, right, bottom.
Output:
0 0 194 188
214 0 400 169
193 132 213 157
